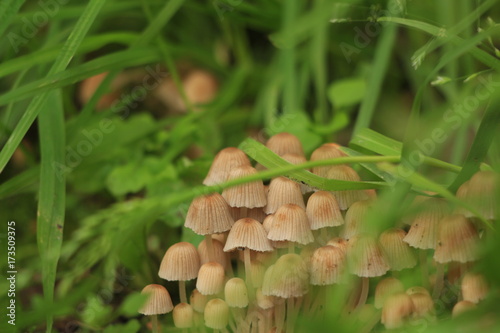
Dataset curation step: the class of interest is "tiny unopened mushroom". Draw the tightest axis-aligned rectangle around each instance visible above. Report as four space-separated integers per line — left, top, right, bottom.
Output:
204 298 230 331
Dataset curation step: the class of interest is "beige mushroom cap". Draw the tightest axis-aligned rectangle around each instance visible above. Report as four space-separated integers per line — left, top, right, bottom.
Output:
159 242 200 281
224 218 273 252
139 284 174 315
185 193 234 235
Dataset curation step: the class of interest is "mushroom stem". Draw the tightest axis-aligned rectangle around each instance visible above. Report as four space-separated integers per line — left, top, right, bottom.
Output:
151 314 159 333
286 297 296 333
179 280 187 303
355 277 369 311
420 250 429 289
276 301 286 333
205 234 216 262
244 248 254 298
240 207 248 218
432 262 445 300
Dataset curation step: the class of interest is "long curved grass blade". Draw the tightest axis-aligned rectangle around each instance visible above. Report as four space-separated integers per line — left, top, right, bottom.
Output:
411 0 497 69
0 32 138 78
0 0 26 37
353 0 402 135
377 17 500 72
37 89 66 332
239 137 389 190
0 0 106 173
380 163 492 229
448 93 500 192
0 166 38 200
0 48 160 106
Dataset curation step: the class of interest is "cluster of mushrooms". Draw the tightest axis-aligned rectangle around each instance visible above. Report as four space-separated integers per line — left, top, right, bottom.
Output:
137 132 497 332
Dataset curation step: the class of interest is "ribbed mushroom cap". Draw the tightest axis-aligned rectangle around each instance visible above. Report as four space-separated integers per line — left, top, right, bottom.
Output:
463 170 499 219
310 143 347 177
173 303 194 329
404 198 450 250
222 165 267 208
198 239 229 269
264 177 305 214
409 292 435 318
204 299 229 329
185 193 234 235
306 191 344 230
266 132 305 157
381 293 415 329
326 165 367 210
327 237 349 253
267 204 314 246
224 218 274 252
224 278 249 308
309 245 346 286
347 234 390 278
452 300 476 317
159 242 200 281
433 214 480 263
341 199 374 240
379 228 417 271
139 284 174 315
262 214 287 249
203 147 251 186
190 289 208 313
461 272 488 304
196 262 225 295
256 288 275 309
374 277 405 309
262 254 309 298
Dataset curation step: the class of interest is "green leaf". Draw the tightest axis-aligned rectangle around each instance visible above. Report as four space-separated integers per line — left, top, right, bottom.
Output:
430 76 452 86
448 93 500 192
350 128 402 156
36 90 66 333
0 0 25 38
327 77 366 109
118 294 149 317
353 0 401 135
238 137 389 190
0 0 106 174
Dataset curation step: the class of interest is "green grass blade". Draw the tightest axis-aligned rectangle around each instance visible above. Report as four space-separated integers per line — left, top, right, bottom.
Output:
380 163 492 229
378 17 500 72
411 0 497 69
0 0 25 37
350 128 462 173
0 32 138 78
0 0 106 173
0 166 38 200
353 0 401 135
239 137 390 190
37 90 66 332
0 48 160 107
448 93 500 192
350 128 402 155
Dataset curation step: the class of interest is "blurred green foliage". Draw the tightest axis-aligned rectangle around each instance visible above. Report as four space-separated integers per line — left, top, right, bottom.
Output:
0 0 499 332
